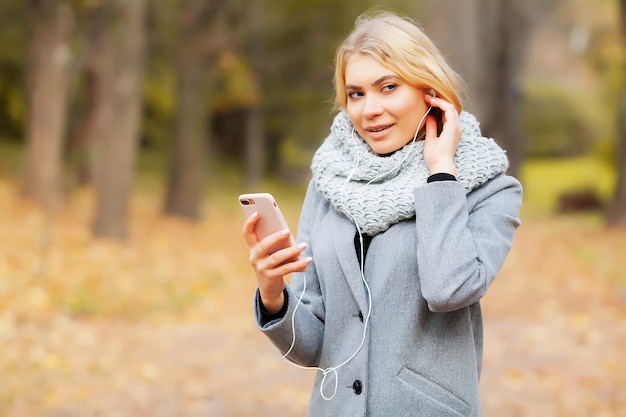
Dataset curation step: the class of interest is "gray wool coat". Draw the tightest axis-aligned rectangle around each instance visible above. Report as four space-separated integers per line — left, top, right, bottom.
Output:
254 173 522 417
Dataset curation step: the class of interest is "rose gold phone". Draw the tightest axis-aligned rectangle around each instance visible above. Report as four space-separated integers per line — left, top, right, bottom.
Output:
239 193 297 258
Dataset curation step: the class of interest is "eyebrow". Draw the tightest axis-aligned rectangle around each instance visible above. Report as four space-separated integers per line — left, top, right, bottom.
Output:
345 74 401 91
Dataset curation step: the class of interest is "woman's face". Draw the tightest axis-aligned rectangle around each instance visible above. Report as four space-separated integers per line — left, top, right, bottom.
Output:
344 54 429 155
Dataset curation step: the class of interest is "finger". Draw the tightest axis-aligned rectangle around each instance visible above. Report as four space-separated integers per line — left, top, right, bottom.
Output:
250 229 301 270
255 228 294 257
269 241 309 266
440 102 460 127
428 96 458 124
275 256 313 275
428 97 460 137
253 238 309 276
428 95 456 113
439 109 462 140
260 253 313 279
242 212 261 247
424 114 438 140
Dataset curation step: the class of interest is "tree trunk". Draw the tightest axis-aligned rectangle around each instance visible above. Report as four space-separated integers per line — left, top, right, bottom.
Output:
484 0 527 178
479 0 562 177
67 4 107 186
245 0 265 187
163 0 240 219
245 107 264 186
419 0 526 177
607 0 626 226
23 0 73 211
92 0 149 239
419 0 481 112
163 1 209 221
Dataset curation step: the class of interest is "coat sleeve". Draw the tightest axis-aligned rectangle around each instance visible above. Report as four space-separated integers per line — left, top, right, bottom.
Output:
414 173 522 313
253 180 326 367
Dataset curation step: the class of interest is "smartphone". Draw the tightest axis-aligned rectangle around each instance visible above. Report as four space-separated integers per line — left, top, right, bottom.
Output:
239 193 298 259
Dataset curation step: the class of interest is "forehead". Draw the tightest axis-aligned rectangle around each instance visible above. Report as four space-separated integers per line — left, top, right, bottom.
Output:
344 54 399 86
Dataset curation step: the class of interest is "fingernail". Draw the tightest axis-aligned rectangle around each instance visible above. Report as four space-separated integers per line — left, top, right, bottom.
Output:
251 212 258 218
280 229 290 236
298 242 308 250
303 256 313 263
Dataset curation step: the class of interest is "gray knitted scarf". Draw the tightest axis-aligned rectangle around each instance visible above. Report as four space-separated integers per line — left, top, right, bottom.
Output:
311 110 509 236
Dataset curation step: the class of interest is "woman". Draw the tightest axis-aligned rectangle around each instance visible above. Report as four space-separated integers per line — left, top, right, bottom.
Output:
242 11 522 417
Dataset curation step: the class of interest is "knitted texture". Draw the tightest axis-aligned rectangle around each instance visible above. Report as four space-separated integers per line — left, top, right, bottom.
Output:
311 110 509 236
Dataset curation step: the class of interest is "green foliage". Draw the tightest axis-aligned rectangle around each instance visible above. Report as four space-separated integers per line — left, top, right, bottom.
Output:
0 0 26 141
572 0 625 166
520 156 615 217
1 0 623 189
0 140 23 177
0 71 24 140
139 0 179 150
521 82 609 157
212 52 260 111
260 0 360 150
142 67 175 149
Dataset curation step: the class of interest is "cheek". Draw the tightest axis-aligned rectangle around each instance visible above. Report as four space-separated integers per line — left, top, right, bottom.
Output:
398 100 428 129
346 104 360 125
396 93 427 117
345 106 365 136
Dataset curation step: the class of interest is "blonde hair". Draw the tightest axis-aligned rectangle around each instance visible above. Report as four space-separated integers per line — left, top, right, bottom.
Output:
334 12 464 112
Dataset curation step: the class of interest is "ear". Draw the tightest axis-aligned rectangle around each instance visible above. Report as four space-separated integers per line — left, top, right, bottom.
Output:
423 87 437 97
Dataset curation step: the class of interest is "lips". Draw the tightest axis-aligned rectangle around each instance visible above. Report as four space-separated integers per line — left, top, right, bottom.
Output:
366 124 394 133
364 123 395 140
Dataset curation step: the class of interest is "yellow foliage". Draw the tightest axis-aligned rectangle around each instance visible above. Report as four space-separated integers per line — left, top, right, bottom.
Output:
1 177 626 416
212 51 260 110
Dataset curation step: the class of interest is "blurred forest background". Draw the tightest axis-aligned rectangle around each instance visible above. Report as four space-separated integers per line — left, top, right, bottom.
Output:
1 0 626 416
0 0 624 234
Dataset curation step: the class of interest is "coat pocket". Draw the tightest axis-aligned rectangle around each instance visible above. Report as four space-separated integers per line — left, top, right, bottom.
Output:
397 367 472 417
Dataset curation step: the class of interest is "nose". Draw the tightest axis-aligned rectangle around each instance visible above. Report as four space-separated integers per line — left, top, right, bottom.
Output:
362 95 383 118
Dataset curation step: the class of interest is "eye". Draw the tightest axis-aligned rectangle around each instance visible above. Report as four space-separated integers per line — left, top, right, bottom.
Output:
382 83 397 93
347 90 363 100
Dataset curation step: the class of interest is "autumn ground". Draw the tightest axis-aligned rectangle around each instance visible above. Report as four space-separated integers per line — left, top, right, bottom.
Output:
1 178 626 417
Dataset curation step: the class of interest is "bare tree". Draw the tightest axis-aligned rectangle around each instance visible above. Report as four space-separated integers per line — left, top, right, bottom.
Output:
478 0 561 177
419 0 525 175
23 0 73 211
244 0 265 188
163 0 211 220
481 0 527 177
92 0 149 239
607 0 626 226
67 4 108 186
419 0 481 112
164 0 240 220
421 0 560 177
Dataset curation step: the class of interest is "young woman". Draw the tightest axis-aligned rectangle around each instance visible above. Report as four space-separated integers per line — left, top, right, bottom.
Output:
242 11 522 417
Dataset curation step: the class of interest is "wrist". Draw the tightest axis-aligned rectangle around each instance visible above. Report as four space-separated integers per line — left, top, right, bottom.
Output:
428 162 457 177
260 290 285 314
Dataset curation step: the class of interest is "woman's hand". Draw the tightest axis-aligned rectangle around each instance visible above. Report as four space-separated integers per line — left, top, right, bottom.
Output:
242 212 312 314
423 94 462 177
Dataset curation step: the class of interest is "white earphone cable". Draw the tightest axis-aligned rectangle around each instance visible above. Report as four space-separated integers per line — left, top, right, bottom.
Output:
279 105 433 401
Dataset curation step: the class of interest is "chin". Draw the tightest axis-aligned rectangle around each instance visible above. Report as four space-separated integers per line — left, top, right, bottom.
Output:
368 143 401 156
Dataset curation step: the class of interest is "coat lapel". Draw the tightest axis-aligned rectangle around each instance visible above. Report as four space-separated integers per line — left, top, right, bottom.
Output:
329 210 370 312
